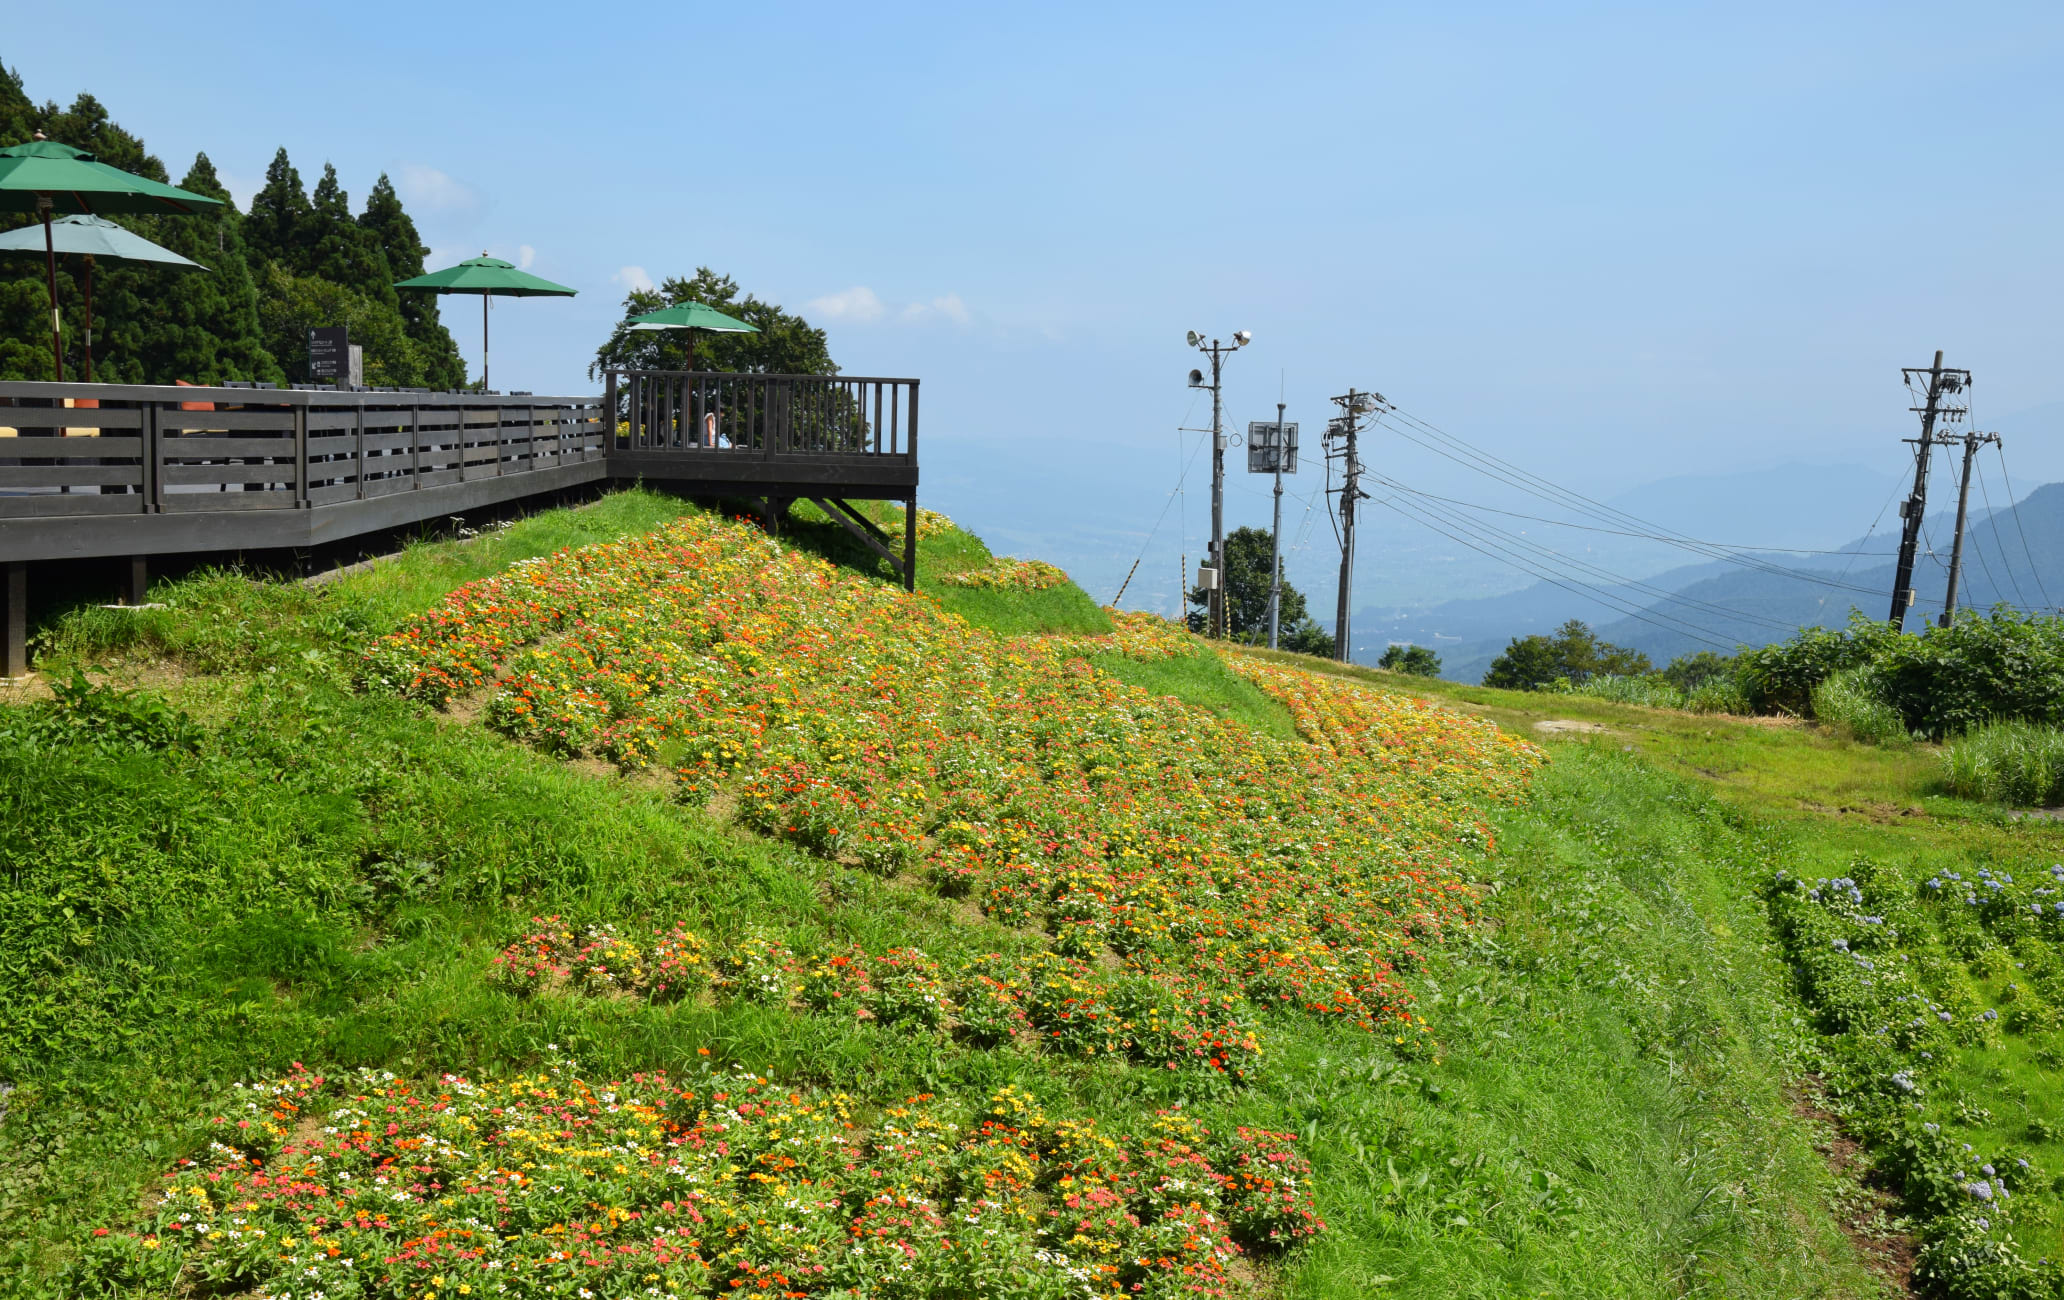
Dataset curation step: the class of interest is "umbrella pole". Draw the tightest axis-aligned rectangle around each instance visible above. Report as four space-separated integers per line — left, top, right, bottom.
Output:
39 201 63 382
82 255 95 384
482 294 490 392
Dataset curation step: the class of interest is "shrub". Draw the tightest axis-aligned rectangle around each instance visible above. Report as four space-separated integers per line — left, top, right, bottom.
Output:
1811 668 1911 747
1560 673 1686 710
1940 721 2064 807
1735 617 1893 715
1685 675 1752 715
1872 609 2064 739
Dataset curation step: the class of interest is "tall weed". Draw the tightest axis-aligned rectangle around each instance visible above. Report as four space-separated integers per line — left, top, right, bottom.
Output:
1809 668 1910 747
1560 674 1686 710
1939 720 2064 806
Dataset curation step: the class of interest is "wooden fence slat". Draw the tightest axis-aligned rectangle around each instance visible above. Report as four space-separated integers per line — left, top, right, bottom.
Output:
0 465 143 487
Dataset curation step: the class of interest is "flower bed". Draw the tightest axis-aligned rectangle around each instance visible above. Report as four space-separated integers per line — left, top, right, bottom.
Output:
487 919 1261 1078
72 1060 1319 1299
1763 862 2064 1298
363 514 1541 1047
937 558 1071 590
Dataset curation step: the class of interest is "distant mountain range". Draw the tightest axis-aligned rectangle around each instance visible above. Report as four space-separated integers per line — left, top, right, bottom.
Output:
1356 476 2064 684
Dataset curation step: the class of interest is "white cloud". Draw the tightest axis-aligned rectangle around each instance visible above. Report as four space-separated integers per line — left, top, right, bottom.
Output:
813 287 971 326
612 265 655 293
807 286 887 322
518 244 537 270
901 293 970 325
396 164 479 215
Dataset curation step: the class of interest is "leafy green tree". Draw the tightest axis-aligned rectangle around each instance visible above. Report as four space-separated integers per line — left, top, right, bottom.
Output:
1184 525 1336 654
590 268 836 378
1282 622 1338 658
360 173 466 389
1379 643 1442 676
1483 619 1650 690
255 262 423 387
1660 650 1734 693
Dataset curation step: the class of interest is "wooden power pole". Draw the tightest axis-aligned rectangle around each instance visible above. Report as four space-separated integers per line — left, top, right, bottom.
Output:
1939 428 2002 627
1324 387 1386 662
1888 351 1971 630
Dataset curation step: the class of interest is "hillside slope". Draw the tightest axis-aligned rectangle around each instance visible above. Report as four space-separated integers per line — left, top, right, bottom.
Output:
0 491 1877 1297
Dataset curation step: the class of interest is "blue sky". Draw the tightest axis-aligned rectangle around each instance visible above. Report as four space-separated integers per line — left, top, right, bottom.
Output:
8 2 2063 617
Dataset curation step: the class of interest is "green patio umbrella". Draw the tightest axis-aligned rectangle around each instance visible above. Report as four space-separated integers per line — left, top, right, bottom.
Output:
0 132 223 380
0 214 206 381
394 253 576 391
624 300 758 370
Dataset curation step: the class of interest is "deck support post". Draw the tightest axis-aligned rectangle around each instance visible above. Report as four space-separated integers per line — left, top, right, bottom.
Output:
125 555 147 606
3 562 26 680
903 496 917 592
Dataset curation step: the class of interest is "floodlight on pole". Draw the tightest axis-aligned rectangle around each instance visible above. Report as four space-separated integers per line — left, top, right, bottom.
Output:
1186 330 1201 347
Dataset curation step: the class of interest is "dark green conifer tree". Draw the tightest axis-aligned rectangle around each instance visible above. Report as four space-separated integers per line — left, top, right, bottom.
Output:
0 57 54 378
245 147 312 272
359 173 466 388
112 154 283 385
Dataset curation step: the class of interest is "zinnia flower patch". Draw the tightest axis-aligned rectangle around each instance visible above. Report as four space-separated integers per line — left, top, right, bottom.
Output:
73 1061 1321 1299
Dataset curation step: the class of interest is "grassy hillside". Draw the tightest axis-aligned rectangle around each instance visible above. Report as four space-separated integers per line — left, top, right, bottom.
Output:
1248 650 2064 1296
0 491 1884 1298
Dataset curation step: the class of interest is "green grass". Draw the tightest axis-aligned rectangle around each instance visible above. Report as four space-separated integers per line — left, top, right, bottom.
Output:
0 491 1903 1297
1093 647 1300 742
1275 748 1871 1296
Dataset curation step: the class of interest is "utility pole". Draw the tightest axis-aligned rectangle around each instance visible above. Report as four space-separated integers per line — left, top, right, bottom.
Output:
1887 351 1972 630
1268 400 1286 650
1324 387 1386 662
1939 428 2003 627
1187 329 1251 638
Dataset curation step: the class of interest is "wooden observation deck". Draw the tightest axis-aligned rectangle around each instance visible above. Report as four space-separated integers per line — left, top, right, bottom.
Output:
0 368 920 676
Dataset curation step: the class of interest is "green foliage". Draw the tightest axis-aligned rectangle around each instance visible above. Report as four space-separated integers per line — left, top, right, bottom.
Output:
590 268 836 378
1939 721 2064 806
1684 674 1752 715
1734 614 1896 716
1734 608 2064 742
255 262 429 388
1810 668 1912 748
359 173 466 389
1661 649 1735 692
1482 619 1651 690
1557 673 1686 710
0 66 460 386
1185 525 1335 654
1379 643 1442 676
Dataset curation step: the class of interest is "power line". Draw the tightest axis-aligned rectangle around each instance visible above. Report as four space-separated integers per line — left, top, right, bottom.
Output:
1994 442 2056 610
1112 427 1210 608
1970 450 2033 611
1369 491 1741 650
1369 471 1803 635
1376 407 1892 599
1374 481 1899 555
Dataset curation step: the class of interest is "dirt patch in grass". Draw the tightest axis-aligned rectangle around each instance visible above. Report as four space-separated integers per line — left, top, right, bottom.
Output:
1788 1080 1918 1295
1533 719 1611 736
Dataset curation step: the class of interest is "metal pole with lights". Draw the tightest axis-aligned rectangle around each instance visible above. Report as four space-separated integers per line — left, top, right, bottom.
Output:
1187 329 1250 639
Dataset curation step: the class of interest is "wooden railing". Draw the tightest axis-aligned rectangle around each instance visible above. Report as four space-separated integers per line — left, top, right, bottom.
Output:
605 370 917 463
0 383 606 521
